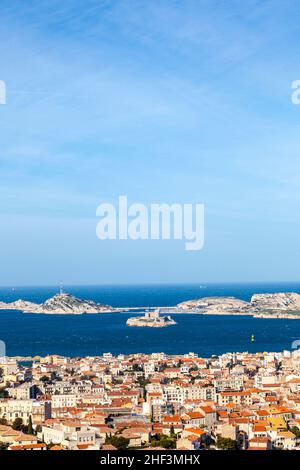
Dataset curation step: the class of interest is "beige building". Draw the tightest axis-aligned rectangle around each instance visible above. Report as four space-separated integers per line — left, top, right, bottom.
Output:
0 399 50 425
51 394 77 409
218 391 252 407
39 421 97 449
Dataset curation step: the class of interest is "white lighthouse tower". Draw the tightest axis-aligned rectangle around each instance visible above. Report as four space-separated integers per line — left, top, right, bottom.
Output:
59 281 64 295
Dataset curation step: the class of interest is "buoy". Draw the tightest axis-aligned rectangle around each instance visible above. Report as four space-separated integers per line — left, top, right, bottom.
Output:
251 334 255 342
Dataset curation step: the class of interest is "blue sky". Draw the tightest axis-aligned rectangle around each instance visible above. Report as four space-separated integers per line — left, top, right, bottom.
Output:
0 0 300 285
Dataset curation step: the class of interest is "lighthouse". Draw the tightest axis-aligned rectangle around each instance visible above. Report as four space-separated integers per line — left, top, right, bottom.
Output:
59 281 64 295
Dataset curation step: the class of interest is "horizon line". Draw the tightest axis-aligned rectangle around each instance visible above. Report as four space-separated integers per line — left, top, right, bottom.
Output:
0 280 300 289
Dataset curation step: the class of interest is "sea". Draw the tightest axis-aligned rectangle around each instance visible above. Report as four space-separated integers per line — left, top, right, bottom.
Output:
0 282 300 358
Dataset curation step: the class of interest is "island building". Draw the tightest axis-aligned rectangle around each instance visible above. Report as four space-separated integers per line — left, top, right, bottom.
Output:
126 308 177 327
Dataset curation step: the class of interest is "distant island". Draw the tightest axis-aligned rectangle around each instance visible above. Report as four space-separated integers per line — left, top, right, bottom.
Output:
175 292 300 319
126 309 177 327
0 293 114 314
0 291 300 319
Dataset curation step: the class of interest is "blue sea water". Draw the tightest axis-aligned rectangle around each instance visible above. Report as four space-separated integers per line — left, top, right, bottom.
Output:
0 283 300 357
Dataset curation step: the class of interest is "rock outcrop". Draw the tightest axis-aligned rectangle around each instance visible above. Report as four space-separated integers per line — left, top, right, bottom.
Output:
177 296 251 315
251 292 300 311
0 300 40 311
0 293 113 314
176 292 300 317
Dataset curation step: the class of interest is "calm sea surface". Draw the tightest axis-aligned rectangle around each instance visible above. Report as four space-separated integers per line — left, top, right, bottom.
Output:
0 283 299 357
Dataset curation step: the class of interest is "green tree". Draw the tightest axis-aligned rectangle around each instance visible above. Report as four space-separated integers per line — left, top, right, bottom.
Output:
151 433 176 449
40 376 49 382
290 426 300 438
216 436 236 450
12 417 23 431
137 377 150 388
170 425 176 437
0 418 7 425
27 415 33 435
105 435 130 450
0 389 8 398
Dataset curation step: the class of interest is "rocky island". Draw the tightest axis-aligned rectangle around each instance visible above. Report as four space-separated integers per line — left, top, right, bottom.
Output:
176 296 251 315
0 293 114 314
175 292 300 319
1 291 300 319
126 309 177 327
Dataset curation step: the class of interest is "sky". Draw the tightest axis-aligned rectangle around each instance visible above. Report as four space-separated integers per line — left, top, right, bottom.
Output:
0 0 300 286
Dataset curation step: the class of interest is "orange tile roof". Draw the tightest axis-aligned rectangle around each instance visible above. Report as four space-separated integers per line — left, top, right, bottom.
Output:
253 425 267 432
185 428 206 436
9 443 47 450
200 406 215 413
163 414 181 423
249 437 270 443
187 411 205 419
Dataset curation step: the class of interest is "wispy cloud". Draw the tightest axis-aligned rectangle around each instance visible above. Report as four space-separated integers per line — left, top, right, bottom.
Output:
0 0 300 283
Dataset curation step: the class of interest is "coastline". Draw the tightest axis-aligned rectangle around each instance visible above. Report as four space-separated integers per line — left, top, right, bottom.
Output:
1 306 300 319
1 290 300 319
1 346 296 362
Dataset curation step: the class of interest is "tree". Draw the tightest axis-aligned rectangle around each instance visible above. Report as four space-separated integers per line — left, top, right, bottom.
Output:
0 389 8 398
40 376 49 383
202 433 213 448
137 377 150 388
290 426 300 438
0 443 9 451
216 436 236 450
151 433 176 449
105 435 129 450
0 418 7 425
12 417 23 431
27 415 33 435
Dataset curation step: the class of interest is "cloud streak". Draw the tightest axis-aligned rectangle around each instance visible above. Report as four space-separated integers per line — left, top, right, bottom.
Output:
0 0 299 284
